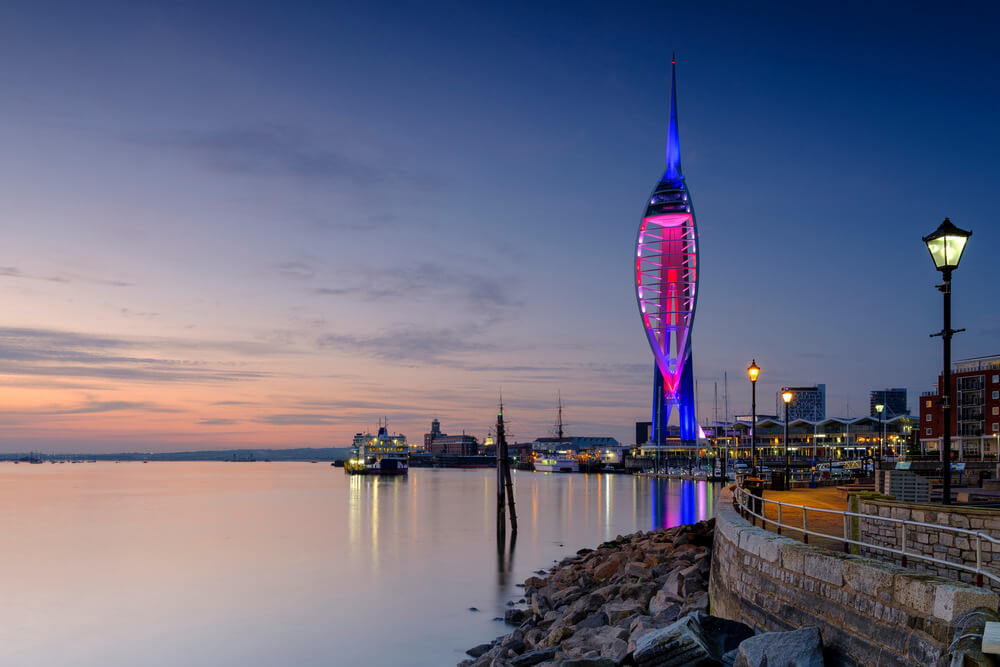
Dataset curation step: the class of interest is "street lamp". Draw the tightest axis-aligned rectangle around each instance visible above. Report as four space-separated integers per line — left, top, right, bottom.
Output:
782 389 793 491
923 217 972 505
875 403 884 464
748 360 760 475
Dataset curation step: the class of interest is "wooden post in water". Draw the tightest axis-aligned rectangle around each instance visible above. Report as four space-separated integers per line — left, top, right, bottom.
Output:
496 399 517 536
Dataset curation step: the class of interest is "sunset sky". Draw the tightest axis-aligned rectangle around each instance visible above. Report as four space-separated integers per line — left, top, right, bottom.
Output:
0 2 997 452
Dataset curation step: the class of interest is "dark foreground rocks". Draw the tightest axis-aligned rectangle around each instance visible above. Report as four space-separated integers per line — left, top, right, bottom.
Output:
460 520 831 666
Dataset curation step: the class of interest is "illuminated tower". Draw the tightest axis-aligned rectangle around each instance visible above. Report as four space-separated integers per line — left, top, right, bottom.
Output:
635 56 699 447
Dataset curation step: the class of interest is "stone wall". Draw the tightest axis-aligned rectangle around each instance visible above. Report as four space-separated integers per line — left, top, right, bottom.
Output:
850 493 1000 591
710 485 999 666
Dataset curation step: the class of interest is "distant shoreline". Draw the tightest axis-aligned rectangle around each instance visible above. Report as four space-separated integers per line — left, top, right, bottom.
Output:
0 447 354 463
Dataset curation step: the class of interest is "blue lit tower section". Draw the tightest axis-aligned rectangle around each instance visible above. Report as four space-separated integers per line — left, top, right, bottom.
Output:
635 57 699 448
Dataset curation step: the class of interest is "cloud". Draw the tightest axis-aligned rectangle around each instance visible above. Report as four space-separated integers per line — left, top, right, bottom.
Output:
254 413 339 426
0 327 269 384
311 261 520 311
0 266 132 287
198 418 238 425
317 325 489 364
121 308 158 319
275 261 315 281
0 400 180 417
140 125 441 191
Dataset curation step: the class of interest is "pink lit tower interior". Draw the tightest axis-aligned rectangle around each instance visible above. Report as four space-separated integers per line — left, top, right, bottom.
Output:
634 56 700 448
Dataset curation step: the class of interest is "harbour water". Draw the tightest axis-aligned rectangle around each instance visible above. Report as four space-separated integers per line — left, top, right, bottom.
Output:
0 463 718 666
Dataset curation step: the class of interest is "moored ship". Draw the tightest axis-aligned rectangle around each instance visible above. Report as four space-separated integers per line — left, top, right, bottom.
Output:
344 425 408 475
534 454 579 473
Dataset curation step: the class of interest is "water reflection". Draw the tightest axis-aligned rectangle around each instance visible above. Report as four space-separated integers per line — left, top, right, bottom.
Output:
0 464 719 667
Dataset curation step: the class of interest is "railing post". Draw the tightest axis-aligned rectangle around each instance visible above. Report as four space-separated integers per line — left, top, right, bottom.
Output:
843 512 850 554
802 506 808 544
977 535 983 588
901 523 907 568
777 502 782 535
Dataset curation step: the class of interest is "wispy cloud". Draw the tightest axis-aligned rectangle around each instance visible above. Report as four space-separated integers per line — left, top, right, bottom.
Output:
254 413 339 426
0 327 268 384
317 325 490 364
0 266 132 287
139 125 441 191
310 261 520 311
198 418 238 425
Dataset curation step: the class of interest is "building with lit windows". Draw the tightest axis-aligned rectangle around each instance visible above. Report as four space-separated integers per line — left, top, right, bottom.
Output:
774 385 825 421
870 388 908 417
920 354 1000 459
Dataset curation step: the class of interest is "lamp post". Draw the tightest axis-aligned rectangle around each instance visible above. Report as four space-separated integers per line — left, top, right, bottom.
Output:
748 360 760 475
782 389 793 491
923 217 972 505
875 403 884 465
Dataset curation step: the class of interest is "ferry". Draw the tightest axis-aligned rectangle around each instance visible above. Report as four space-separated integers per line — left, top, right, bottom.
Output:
534 454 578 473
344 425 408 476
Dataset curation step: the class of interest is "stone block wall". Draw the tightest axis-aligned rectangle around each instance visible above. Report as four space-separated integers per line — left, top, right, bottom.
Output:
711 486 999 666
851 494 1000 591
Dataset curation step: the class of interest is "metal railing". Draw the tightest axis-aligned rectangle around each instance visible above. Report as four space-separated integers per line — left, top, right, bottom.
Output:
733 485 1000 587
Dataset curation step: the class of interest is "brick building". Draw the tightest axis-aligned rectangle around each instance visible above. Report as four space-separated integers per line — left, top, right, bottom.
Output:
423 419 479 456
919 354 1000 458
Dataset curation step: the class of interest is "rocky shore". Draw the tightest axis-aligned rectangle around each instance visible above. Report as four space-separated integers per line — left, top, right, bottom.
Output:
461 519 828 667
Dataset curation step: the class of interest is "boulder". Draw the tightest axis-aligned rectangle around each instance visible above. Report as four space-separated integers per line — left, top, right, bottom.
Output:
561 658 616 667
649 590 682 618
624 561 652 579
505 607 529 625
632 613 715 666
603 599 645 624
510 646 558 667
733 626 824 667
599 637 629 665
576 611 610 630
465 643 493 658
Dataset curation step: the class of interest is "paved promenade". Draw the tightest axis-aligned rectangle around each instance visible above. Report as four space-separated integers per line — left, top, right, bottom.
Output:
750 486 849 552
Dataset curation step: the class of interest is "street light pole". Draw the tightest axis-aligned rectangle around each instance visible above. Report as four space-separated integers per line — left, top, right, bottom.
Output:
923 217 972 506
748 360 760 476
782 389 793 491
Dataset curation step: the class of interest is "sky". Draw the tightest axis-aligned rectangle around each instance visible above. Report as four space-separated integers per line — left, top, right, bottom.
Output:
0 1 997 452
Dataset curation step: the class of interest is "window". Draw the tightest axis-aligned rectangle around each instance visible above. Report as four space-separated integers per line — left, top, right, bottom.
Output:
926 428 932 435
926 400 933 408
994 407 999 416
994 391 999 399
926 414 932 421
994 423 1000 432
994 374 999 383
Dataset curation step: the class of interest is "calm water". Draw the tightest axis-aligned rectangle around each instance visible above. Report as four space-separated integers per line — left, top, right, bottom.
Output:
0 463 718 666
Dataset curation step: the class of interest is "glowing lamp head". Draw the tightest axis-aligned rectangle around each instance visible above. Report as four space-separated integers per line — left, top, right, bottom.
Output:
922 217 971 272
747 359 760 384
875 403 884 415
781 389 793 405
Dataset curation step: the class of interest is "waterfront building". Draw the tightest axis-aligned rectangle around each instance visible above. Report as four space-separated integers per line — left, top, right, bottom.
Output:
635 421 652 446
423 419 478 456
635 57 700 449
775 385 826 421
920 354 1000 459
870 388 908 417
714 415 913 461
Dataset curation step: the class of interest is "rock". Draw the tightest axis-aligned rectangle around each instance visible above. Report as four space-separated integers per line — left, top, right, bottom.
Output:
681 591 709 616
505 608 529 625
733 626 824 667
632 613 715 666
599 637 629 665
561 658 615 667
628 614 673 641
551 585 582 605
539 623 575 648
648 590 681 618
593 554 626 581
625 561 651 579
469 607 479 612
510 646 558 667
576 611 610 630
577 548 594 556
466 643 493 658
603 599 645 624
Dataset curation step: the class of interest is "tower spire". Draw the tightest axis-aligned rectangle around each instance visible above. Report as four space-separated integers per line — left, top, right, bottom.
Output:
665 54 682 180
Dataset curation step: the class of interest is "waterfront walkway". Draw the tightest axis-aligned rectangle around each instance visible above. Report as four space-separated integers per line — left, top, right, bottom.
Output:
752 486 848 552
